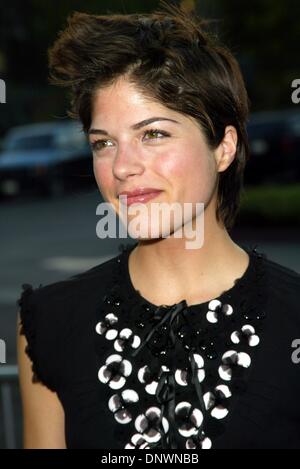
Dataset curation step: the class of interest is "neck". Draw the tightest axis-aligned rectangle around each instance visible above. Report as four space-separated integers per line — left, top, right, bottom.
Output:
128 216 249 307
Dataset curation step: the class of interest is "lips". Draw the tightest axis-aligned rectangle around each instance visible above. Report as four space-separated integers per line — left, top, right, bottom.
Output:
118 190 162 206
118 188 162 198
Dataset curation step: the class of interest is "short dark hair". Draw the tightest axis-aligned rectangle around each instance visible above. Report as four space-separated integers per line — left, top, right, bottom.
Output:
48 2 250 231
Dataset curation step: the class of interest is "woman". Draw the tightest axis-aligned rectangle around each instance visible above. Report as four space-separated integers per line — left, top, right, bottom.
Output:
17 3 300 449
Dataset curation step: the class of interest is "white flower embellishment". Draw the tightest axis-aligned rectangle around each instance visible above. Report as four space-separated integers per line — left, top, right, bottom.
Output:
218 350 251 381
231 325 260 347
98 354 132 389
95 313 119 340
206 299 233 324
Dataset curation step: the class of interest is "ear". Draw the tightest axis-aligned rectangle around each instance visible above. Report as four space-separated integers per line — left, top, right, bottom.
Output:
214 125 238 173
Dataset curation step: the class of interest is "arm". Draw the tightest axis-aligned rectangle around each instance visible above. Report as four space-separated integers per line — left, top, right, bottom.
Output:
17 312 66 449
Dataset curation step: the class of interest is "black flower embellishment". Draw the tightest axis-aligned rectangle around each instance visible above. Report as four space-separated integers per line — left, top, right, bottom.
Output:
206 299 233 324
198 334 219 361
145 328 172 356
114 328 141 352
175 401 204 438
95 313 119 340
108 389 139 424
98 354 132 389
204 384 232 419
134 407 169 444
218 350 251 381
231 325 260 347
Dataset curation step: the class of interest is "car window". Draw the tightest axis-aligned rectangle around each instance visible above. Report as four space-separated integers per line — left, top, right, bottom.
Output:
5 134 55 151
55 127 87 149
247 121 284 138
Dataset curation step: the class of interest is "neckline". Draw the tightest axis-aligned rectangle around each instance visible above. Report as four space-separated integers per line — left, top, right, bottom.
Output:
119 242 259 311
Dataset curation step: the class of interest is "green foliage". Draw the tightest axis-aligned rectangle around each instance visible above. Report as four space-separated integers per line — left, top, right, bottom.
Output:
238 184 300 226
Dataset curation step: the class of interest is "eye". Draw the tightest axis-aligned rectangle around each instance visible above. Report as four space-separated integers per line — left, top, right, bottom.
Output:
90 128 170 153
90 139 113 152
143 128 170 140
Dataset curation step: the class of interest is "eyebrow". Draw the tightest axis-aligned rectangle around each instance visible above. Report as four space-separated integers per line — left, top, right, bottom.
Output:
88 117 180 136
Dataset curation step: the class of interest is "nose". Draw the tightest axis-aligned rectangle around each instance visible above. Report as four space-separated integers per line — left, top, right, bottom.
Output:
112 141 145 180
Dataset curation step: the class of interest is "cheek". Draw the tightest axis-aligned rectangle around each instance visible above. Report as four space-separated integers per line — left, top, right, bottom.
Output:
156 147 216 198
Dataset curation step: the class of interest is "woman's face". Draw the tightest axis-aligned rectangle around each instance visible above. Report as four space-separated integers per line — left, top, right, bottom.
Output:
89 77 220 240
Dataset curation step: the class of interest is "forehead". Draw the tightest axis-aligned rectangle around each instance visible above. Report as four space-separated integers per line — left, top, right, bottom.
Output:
91 78 198 130
92 78 168 115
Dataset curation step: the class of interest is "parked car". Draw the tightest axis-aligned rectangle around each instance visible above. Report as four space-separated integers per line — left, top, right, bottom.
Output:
0 120 94 197
245 109 300 185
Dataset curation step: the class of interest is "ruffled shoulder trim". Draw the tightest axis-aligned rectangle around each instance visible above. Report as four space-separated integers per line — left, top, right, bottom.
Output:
17 283 56 392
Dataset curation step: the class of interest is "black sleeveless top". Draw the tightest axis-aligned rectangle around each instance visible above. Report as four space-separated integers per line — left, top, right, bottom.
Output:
17 242 300 449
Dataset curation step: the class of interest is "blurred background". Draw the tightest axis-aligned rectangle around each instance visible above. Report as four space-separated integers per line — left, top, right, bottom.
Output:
0 0 299 448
